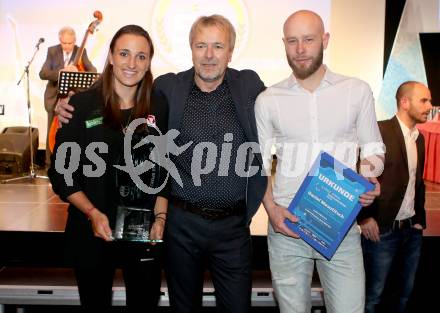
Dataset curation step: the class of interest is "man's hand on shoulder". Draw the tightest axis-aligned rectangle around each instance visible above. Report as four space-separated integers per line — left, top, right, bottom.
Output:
54 91 75 125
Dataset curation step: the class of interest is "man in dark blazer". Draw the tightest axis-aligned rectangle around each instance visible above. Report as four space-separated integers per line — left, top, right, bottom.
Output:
55 15 266 313
39 26 96 166
358 81 433 313
153 15 266 313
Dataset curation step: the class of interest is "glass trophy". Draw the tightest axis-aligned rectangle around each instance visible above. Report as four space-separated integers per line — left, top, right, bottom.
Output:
113 206 162 242
113 127 165 243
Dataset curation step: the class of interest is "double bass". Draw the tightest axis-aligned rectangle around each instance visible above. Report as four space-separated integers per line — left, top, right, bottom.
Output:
48 11 102 152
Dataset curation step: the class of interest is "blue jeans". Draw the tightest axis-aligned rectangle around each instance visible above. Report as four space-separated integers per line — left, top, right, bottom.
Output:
362 226 423 313
268 223 365 313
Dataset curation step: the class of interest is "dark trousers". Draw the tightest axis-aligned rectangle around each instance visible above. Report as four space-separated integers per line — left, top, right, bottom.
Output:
74 242 162 313
362 227 423 313
165 204 252 313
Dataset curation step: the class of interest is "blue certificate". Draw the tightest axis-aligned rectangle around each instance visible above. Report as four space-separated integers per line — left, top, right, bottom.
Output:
285 151 373 260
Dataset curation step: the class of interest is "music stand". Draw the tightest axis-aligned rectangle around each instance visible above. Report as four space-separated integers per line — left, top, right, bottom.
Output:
57 70 100 96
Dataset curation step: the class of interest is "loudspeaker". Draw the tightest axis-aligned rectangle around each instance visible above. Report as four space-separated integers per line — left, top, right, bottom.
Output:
0 127 39 174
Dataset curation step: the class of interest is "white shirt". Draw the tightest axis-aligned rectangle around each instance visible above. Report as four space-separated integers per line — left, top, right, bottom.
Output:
395 116 418 220
255 67 385 207
63 52 71 66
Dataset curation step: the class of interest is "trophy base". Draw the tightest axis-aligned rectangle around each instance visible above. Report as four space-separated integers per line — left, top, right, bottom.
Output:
113 206 162 243
112 238 164 243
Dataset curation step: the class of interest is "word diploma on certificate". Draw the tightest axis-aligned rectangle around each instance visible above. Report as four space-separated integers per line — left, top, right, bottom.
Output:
286 151 373 259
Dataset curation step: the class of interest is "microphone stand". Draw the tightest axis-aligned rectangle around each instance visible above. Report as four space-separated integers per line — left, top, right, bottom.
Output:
2 41 48 183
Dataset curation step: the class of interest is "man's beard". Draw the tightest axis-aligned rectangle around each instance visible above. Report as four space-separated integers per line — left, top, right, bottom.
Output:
196 70 224 83
408 105 429 124
288 45 324 80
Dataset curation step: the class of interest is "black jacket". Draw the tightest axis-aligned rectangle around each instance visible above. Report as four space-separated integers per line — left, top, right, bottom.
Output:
358 116 426 231
48 87 168 265
153 67 267 223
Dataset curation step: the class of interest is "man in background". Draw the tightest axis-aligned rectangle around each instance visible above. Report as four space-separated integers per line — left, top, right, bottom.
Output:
39 26 96 166
359 81 432 313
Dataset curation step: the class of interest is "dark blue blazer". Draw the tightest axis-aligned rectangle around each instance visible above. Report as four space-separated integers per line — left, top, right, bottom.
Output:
153 67 267 223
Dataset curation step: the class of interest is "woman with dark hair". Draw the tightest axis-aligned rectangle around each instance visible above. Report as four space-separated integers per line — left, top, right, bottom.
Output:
48 25 168 312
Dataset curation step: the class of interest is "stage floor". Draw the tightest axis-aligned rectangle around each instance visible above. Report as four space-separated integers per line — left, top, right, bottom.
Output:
0 171 439 312
0 172 439 236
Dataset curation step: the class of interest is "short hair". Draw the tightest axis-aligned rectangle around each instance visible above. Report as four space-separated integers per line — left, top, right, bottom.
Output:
58 26 76 39
395 81 420 107
189 14 236 51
